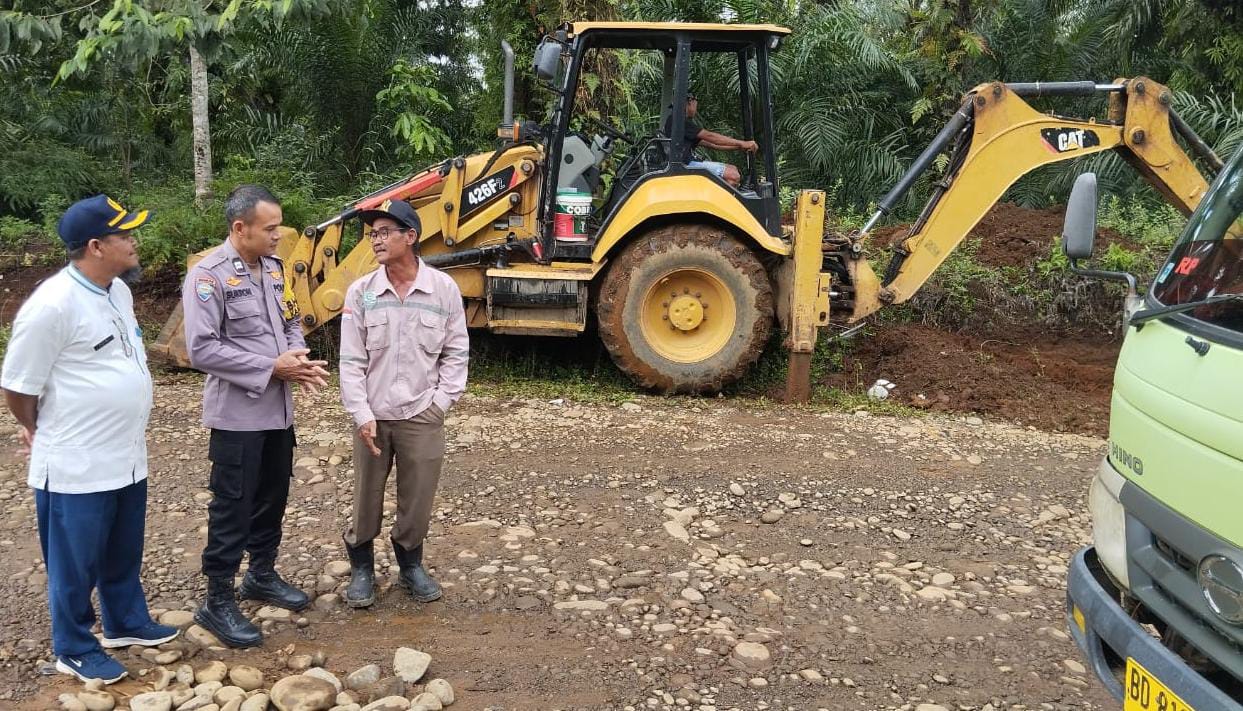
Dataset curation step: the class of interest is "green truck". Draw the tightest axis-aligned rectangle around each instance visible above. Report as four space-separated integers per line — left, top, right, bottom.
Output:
1065 142 1243 709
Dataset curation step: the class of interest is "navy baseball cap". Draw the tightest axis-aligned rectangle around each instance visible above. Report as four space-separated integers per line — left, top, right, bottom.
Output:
359 198 422 234
57 195 150 250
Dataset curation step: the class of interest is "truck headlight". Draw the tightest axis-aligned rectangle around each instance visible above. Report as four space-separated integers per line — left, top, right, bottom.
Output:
1090 458 1129 589
1198 555 1243 625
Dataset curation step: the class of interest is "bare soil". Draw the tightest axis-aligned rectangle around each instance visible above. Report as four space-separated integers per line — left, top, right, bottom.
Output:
823 324 1117 435
871 202 1133 269
0 378 1113 710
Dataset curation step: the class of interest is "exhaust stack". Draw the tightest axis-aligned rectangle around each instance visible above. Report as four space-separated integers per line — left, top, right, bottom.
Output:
498 40 516 141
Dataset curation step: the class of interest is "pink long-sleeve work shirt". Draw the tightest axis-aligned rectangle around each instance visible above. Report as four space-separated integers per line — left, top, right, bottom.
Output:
338 260 469 427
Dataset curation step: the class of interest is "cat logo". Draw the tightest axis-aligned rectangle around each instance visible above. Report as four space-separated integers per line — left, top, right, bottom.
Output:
1041 127 1101 154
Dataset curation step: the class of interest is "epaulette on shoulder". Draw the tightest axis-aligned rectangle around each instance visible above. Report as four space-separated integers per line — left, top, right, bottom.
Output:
197 244 230 269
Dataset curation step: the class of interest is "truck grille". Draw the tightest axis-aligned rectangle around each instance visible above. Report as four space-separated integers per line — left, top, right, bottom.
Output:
1153 535 1197 574
1122 484 1243 683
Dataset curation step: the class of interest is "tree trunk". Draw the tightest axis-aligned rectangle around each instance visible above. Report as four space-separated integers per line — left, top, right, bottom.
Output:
189 42 213 206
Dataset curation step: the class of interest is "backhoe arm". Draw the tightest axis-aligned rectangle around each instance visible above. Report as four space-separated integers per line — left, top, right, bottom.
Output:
846 77 1220 322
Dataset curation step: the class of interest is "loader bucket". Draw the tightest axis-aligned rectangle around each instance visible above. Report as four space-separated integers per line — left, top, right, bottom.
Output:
150 301 192 367
148 246 212 368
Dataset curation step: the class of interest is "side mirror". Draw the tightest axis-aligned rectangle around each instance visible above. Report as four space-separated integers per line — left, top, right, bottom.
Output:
533 40 561 84
1061 171 1141 324
1061 172 1098 260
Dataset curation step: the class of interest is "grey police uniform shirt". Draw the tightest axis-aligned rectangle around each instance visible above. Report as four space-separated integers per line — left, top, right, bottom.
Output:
181 239 306 431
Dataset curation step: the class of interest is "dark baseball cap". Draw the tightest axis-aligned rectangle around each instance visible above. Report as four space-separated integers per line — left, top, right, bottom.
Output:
359 198 422 234
57 194 150 250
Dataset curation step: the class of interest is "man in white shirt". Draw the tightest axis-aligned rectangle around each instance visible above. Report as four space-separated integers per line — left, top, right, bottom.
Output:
1 195 177 685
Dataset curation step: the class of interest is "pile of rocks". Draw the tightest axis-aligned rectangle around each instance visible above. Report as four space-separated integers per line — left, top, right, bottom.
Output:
53 648 454 711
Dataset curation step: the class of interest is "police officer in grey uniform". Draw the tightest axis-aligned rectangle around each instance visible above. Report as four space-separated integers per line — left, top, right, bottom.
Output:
181 184 328 648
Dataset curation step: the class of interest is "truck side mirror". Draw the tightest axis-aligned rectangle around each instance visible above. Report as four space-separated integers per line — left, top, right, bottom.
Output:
534 40 561 84
1061 171 1142 322
1062 173 1098 261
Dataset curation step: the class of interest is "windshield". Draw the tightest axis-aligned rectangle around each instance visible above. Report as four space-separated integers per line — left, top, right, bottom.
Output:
1150 146 1243 333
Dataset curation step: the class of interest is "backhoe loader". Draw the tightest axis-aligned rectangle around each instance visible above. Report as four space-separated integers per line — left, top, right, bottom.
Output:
151 21 1223 400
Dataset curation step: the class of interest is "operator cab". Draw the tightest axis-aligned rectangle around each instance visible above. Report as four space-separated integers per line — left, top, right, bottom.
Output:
527 22 789 260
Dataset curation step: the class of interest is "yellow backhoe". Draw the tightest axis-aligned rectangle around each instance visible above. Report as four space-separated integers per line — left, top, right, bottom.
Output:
151 21 1222 400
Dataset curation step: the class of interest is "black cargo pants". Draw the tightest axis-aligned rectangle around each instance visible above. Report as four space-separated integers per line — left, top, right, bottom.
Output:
200 427 296 578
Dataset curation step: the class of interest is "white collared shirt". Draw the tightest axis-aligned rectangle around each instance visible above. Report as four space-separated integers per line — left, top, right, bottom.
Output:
1 266 153 493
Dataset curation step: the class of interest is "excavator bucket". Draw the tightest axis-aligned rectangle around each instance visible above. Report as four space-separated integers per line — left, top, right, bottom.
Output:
148 228 302 367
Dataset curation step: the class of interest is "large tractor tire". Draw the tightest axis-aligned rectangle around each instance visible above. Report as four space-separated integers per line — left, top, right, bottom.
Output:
596 224 774 393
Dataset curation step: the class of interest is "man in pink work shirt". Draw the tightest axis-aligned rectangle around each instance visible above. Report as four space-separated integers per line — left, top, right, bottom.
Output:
338 198 468 607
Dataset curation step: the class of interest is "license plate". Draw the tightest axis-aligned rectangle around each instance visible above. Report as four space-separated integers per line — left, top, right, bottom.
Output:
1124 658 1195 711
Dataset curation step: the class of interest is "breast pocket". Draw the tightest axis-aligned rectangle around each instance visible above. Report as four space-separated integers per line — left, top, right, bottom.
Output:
225 298 265 336
417 310 446 355
364 310 391 351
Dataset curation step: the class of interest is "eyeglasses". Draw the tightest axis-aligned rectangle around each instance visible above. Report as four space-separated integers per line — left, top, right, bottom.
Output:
368 227 412 242
111 317 134 358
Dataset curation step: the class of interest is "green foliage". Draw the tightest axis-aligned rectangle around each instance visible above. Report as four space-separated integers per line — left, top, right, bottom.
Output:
375 60 453 163
52 0 333 82
0 216 41 251
1098 242 1146 273
923 238 1002 315
1099 194 1186 248
82 163 336 270
1 0 1240 270
1035 239 1071 280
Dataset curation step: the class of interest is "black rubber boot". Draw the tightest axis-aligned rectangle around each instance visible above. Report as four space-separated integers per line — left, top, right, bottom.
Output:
391 538 442 603
194 576 262 648
239 554 310 611
343 537 376 608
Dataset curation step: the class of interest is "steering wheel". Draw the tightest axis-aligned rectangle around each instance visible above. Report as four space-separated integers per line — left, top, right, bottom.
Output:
586 115 635 144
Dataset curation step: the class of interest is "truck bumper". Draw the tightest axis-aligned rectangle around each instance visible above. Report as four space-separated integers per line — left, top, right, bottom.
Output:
1067 546 1243 709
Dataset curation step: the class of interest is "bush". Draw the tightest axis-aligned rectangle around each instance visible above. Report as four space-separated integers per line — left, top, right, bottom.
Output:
0 216 42 251
1099 195 1186 248
118 168 341 271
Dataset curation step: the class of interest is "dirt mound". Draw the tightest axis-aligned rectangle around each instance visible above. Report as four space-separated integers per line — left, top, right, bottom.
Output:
0 264 182 328
872 202 1132 268
823 324 1117 435
130 264 185 329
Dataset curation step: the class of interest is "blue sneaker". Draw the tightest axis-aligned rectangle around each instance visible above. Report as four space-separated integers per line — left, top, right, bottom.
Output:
100 621 179 649
55 649 127 684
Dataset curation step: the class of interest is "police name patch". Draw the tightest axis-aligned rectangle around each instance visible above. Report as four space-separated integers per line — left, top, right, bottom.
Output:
195 276 216 302
225 287 253 301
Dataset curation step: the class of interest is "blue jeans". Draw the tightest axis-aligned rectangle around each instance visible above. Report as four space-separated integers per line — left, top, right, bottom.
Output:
35 479 154 656
687 160 727 179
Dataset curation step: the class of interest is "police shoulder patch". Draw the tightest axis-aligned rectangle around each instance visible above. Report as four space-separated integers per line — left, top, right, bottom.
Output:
195 276 216 302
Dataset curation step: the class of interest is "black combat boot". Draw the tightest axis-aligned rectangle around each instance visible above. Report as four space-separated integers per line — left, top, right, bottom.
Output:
239 553 310 611
391 538 442 602
343 536 376 608
194 576 263 648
